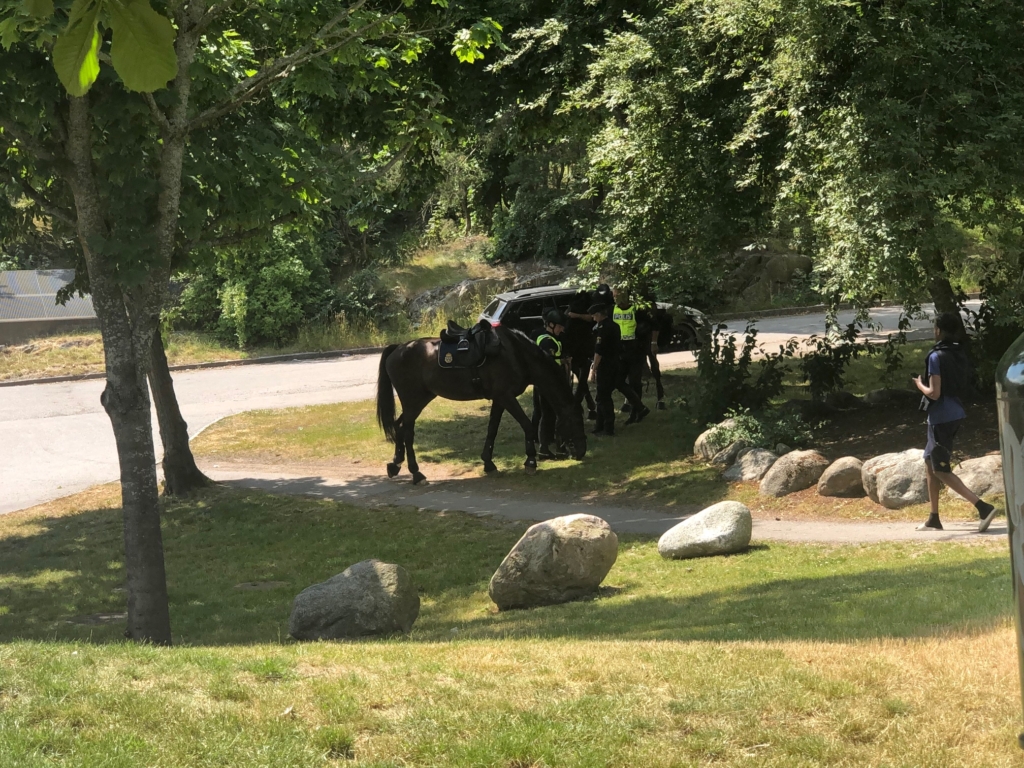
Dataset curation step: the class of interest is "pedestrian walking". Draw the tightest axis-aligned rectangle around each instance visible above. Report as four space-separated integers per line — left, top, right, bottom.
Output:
913 312 997 532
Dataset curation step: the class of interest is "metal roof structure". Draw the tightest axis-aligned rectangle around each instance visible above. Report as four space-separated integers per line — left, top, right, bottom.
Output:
0 269 95 322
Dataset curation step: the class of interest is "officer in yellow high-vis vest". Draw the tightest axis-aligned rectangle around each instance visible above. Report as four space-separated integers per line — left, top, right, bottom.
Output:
612 287 651 424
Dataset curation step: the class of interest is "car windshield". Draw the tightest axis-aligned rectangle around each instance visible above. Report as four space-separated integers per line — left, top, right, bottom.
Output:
483 298 506 319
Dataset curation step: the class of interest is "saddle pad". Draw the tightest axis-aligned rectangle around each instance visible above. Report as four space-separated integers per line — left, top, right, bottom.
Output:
438 340 486 369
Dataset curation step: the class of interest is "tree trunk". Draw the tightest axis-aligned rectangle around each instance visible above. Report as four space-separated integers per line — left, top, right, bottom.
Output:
150 332 212 496
65 94 173 646
921 247 967 339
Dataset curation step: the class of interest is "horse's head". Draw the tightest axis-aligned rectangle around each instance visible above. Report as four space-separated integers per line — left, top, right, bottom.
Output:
556 400 588 460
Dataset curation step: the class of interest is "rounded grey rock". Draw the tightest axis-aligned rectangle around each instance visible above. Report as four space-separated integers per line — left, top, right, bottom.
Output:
817 457 865 497
759 450 830 497
289 559 420 641
658 501 752 559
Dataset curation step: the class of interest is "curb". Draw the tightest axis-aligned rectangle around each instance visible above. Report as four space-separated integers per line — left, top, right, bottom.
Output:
0 345 387 389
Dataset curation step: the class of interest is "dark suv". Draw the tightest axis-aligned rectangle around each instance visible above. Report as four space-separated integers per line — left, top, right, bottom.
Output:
479 284 709 351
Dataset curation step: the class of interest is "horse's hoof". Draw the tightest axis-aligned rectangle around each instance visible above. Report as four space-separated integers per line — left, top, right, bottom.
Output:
412 472 428 485
483 461 499 474
387 463 401 478
524 459 537 475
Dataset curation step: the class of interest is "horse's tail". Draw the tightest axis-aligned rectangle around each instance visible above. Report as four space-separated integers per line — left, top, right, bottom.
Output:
376 344 400 443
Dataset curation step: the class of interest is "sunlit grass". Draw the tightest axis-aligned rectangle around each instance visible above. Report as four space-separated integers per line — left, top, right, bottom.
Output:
0 485 1020 767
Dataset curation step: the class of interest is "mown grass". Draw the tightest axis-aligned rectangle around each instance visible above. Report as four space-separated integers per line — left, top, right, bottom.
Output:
1 485 1020 767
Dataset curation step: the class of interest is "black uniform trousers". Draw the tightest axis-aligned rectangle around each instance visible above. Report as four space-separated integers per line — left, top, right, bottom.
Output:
531 388 557 449
618 341 646 410
594 359 619 434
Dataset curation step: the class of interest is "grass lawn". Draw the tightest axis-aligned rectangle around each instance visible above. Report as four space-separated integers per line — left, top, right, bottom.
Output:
192 353 997 522
1 486 1020 766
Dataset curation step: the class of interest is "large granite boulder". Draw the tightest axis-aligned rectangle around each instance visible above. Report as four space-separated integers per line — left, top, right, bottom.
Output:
759 450 830 497
658 502 752 559
950 454 1004 500
289 559 420 641
488 514 618 611
723 448 778 482
711 440 750 467
817 457 865 497
693 419 737 461
861 449 928 509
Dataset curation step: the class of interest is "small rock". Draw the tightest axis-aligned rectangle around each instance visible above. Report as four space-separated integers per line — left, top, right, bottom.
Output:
759 450 830 497
723 448 778 482
775 443 792 455
949 454 1003 500
489 514 618 610
658 502 752 559
863 388 919 406
289 559 420 641
861 449 928 509
693 419 737 461
817 457 865 497
711 440 750 467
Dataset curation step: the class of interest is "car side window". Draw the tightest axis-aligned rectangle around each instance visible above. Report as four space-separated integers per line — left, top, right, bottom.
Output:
516 299 545 321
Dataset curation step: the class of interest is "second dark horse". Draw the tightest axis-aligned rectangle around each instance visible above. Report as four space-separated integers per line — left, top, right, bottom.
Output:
376 326 588 483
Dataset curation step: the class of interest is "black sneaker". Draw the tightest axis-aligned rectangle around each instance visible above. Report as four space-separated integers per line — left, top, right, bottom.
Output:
587 409 598 421
977 501 997 533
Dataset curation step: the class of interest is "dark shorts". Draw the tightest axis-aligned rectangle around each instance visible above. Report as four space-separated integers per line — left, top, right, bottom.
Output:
924 419 962 473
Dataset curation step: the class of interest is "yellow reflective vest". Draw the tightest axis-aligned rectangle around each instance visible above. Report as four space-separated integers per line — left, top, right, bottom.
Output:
535 333 563 363
613 304 637 341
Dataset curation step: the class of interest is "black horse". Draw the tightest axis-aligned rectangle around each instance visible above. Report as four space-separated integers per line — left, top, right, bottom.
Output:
376 326 587 484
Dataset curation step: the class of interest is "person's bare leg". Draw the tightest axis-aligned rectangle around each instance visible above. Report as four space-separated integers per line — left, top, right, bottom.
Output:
919 462 944 530
933 470 980 505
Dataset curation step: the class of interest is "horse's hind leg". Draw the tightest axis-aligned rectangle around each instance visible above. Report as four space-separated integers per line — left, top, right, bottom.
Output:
387 415 405 477
481 402 504 474
406 417 427 485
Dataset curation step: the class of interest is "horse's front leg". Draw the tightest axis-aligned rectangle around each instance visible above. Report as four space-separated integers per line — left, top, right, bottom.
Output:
481 401 504 474
498 394 539 473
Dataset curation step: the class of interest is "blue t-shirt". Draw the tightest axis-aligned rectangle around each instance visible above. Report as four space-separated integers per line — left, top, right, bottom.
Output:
926 351 966 425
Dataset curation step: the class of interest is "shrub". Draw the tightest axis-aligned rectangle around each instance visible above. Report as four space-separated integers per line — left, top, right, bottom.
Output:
966 270 1024 388
693 323 797 425
706 407 815 452
799 319 869 401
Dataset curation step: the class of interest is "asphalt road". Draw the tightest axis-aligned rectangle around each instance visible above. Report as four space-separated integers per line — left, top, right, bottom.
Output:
0 303 968 515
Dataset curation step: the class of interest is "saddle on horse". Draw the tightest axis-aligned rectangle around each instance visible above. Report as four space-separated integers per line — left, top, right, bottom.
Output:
439 320 501 369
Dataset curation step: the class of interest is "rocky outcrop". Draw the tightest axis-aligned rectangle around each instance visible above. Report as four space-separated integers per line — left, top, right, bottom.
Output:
759 450 830 497
711 440 750 467
817 457 865 497
289 560 420 641
861 449 928 509
658 502 752 559
489 515 618 610
723 448 778 482
950 454 1004 500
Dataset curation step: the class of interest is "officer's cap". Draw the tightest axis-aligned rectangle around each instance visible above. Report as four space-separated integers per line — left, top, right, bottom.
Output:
588 303 611 316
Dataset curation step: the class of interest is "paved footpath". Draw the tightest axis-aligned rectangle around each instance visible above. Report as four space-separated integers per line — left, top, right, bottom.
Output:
208 467 1006 544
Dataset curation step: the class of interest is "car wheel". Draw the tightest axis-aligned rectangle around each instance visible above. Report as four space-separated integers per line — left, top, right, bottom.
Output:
670 324 699 351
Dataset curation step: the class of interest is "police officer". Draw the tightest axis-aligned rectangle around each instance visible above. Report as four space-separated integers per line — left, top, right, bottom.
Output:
612 287 651 424
589 304 645 436
533 309 569 459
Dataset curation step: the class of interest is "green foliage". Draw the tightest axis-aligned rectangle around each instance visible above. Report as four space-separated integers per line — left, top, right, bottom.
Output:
878 313 913 389
105 0 177 92
693 323 797 425
966 267 1024 387
51 0 102 95
706 407 814 453
334 267 399 322
799 320 868 402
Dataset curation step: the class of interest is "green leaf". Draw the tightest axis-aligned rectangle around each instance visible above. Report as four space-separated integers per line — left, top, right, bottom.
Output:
23 0 54 18
106 0 177 92
52 0 103 96
0 18 20 50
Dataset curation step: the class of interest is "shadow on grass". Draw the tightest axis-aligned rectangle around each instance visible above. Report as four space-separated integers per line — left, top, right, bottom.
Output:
0 488 1010 647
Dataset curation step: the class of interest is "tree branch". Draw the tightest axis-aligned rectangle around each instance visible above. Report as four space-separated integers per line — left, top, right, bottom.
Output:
0 118 61 164
18 178 76 227
143 93 172 135
188 0 375 131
